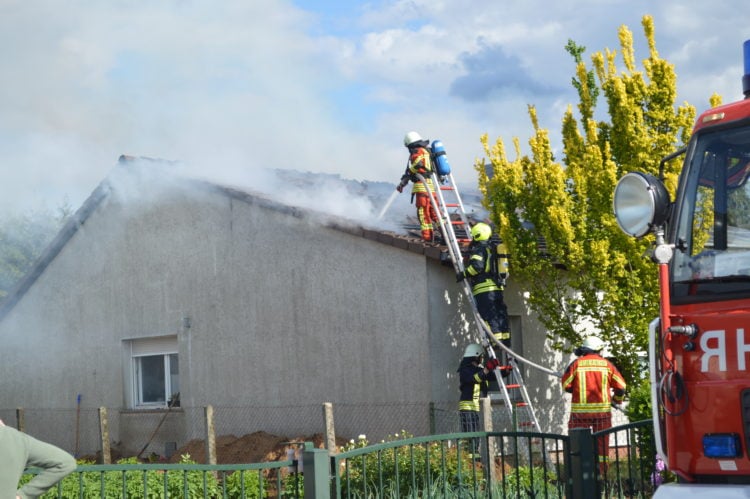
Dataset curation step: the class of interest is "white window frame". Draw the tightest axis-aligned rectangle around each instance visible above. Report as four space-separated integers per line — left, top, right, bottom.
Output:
125 336 179 409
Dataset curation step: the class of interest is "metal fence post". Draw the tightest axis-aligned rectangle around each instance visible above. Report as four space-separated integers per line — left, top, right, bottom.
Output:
429 402 435 435
16 407 24 432
569 428 598 499
303 441 331 499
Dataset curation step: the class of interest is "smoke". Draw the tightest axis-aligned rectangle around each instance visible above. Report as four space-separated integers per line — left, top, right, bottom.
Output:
104 155 416 235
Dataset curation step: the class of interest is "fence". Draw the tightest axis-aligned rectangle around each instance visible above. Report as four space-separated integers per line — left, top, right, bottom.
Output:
1 402 450 462
24 421 657 498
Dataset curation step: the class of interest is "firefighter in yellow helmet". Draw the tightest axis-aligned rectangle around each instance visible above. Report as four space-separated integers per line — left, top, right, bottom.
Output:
397 131 437 242
457 222 512 355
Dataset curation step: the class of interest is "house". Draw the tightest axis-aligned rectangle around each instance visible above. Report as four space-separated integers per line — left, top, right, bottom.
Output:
0 156 568 457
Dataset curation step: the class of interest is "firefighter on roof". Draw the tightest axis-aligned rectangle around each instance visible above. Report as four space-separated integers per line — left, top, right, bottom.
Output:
457 222 512 356
561 336 626 476
397 131 437 242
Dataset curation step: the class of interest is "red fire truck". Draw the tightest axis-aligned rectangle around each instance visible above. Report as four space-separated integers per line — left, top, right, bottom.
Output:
613 40 750 497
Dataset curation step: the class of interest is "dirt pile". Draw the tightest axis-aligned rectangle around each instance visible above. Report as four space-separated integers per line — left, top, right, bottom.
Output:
169 431 347 464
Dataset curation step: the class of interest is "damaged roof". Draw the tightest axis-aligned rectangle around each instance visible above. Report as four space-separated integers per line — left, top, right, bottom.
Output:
0 155 465 321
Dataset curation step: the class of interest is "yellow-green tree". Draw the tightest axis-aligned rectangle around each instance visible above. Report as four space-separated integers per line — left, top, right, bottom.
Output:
476 16 697 381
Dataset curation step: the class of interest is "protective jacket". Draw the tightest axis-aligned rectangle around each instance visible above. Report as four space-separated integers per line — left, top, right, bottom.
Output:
457 357 492 412
403 144 434 194
463 241 503 296
561 353 626 413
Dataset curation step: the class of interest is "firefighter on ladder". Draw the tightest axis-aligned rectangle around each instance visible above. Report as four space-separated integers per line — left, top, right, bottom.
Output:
456 222 512 365
397 131 437 242
457 343 499 457
561 336 626 477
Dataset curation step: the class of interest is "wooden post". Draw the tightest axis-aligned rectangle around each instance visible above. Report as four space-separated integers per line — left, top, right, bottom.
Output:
481 397 497 486
323 402 337 454
16 407 24 432
205 405 217 465
99 407 111 464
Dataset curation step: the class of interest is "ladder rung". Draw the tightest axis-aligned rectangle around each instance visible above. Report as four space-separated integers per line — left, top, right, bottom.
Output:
515 402 529 407
518 421 536 427
439 186 455 191
504 384 521 389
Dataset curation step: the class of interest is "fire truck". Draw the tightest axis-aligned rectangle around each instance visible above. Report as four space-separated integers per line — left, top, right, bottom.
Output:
613 40 750 497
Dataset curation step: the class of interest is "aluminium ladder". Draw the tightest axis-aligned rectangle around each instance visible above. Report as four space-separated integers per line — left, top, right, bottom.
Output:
416 171 543 437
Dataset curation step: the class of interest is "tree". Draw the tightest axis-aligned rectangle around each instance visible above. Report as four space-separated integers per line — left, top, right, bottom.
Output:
475 16 696 382
0 203 72 300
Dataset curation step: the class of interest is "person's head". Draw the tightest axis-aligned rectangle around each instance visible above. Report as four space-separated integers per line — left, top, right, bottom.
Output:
463 343 484 362
470 222 492 242
576 336 604 356
404 131 423 148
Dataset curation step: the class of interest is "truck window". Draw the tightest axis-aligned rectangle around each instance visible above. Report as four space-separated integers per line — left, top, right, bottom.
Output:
672 127 750 299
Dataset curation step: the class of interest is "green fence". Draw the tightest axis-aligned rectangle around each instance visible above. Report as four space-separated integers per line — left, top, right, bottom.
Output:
24 420 658 498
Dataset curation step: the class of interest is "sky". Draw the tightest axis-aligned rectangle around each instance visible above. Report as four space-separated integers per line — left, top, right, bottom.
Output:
1 0 748 217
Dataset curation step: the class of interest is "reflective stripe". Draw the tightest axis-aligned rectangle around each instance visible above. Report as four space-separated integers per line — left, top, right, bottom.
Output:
561 355 627 411
458 377 483 412
466 248 501 294
410 177 434 193
570 404 611 413
471 278 501 295
409 148 434 194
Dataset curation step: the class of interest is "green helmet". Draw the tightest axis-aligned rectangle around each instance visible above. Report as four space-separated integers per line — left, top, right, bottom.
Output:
470 223 492 242
463 343 483 358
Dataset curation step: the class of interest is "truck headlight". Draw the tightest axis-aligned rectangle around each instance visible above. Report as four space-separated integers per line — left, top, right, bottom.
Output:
613 172 670 238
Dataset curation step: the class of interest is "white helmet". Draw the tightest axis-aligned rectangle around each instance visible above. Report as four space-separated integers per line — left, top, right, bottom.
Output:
582 336 605 352
404 131 422 147
463 343 483 358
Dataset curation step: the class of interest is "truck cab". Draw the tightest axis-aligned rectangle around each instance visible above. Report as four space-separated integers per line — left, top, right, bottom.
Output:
613 41 750 496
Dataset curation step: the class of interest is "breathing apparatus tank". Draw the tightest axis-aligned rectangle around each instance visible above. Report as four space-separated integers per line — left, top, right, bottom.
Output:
430 140 452 176
496 241 509 278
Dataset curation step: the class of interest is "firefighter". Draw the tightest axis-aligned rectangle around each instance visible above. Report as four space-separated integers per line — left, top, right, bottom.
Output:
456 222 512 357
561 336 626 477
397 131 437 242
457 343 499 456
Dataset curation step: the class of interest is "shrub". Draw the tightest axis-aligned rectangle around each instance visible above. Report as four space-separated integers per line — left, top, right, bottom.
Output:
23 454 221 499
221 468 267 498
339 431 484 497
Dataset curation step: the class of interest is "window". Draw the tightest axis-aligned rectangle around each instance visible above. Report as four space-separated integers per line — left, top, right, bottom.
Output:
672 127 750 300
126 336 179 409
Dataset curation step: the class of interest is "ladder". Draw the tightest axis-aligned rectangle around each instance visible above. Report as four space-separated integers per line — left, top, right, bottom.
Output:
416 171 543 436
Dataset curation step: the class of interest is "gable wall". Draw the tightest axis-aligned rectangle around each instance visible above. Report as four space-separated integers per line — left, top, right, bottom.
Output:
0 176 567 453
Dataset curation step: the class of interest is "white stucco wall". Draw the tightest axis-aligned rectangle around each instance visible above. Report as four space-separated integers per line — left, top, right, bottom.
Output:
0 167 568 455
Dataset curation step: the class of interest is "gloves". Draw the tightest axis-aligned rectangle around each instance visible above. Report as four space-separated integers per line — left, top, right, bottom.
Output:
485 358 500 371
397 176 409 193
456 271 465 282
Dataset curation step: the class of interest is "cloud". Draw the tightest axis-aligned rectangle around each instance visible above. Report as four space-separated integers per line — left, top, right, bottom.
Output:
449 41 562 101
1 0 748 219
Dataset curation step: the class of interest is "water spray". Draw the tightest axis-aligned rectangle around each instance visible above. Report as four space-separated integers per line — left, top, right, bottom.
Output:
377 190 400 220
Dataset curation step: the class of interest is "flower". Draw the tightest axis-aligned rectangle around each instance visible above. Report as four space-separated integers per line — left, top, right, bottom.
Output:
650 456 666 486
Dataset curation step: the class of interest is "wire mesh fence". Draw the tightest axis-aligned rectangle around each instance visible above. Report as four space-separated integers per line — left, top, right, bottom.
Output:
0 401 632 465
